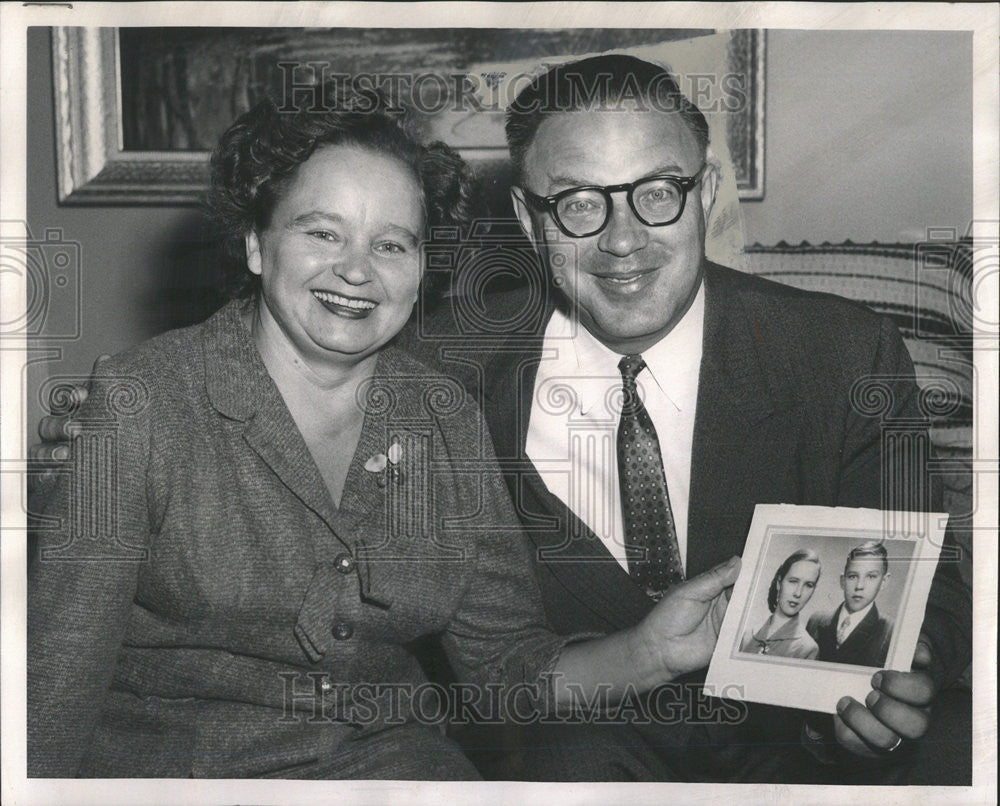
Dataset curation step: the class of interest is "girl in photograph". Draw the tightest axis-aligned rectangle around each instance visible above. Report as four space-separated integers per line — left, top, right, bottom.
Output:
740 549 821 659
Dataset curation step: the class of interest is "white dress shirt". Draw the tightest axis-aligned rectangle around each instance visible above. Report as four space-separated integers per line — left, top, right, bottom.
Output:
525 283 705 573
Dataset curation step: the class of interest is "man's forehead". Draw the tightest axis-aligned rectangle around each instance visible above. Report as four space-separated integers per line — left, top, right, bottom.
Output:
846 558 885 573
522 107 701 188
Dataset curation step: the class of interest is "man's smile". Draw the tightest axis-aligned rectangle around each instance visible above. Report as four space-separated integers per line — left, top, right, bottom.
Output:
591 267 659 294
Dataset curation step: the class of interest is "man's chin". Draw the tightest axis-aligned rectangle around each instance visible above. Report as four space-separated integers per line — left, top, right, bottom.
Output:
587 319 679 354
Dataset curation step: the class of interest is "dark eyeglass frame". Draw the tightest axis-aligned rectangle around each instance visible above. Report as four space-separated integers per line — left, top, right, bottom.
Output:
520 163 708 238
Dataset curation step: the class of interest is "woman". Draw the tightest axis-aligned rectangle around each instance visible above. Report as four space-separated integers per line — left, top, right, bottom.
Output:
739 549 821 659
28 89 736 779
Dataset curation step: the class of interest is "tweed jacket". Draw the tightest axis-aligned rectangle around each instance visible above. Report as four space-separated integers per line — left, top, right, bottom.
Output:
807 603 894 668
740 614 820 660
401 261 971 690
28 299 571 778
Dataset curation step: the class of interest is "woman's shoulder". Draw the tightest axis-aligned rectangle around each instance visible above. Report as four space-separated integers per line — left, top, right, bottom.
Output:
739 626 758 651
375 345 483 426
93 307 225 381
792 619 820 654
80 303 238 418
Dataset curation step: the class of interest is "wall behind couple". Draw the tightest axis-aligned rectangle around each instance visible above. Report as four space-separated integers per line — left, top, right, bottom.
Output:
24 27 973 438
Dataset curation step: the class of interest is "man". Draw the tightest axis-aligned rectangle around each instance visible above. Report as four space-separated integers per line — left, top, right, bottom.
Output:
33 53 971 784
403 53 970 782
808 541 895 668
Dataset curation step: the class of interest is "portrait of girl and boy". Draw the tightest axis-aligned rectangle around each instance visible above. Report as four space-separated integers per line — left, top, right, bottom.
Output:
738 534 912 668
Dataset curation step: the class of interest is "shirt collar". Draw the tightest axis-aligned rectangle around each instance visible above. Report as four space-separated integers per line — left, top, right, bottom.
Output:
553 280 706 414
753 613 802 642
641 281 705 409
841 601 875 626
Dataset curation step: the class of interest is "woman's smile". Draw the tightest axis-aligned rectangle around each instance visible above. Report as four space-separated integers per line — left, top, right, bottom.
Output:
311 288 379 319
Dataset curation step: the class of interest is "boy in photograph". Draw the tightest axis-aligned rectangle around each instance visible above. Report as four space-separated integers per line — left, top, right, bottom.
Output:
807 541 894 667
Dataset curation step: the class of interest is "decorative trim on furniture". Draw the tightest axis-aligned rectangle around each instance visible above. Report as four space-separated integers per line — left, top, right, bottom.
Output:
744 240 973 431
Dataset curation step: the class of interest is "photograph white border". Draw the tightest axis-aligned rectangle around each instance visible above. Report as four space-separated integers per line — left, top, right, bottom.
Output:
706 504 947 714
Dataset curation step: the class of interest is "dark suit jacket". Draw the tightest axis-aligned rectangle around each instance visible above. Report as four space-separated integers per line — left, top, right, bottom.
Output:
808 603 894 668
402 260 971 691
28 298 570 778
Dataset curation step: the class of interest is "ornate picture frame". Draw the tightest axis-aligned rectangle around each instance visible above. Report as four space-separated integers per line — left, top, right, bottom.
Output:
52 27 765 204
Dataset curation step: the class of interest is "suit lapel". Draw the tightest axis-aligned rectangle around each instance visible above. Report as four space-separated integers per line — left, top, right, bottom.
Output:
241 398 344 536
839 604 880 656
338 349 462 566
687 263 802 576
202 300 345 541
821 605 844 659
481 309 654 632
205 310 445 607
202 300 406 601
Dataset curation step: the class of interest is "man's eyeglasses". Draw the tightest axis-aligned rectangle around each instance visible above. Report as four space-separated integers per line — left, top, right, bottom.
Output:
521 163 708 239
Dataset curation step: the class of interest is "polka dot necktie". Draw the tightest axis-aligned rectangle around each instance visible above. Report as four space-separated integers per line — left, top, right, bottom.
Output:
617 354 685 598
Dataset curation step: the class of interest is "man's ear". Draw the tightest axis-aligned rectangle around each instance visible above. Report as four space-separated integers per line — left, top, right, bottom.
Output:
510 187 540 253
246 231 263 276
698 155 722 227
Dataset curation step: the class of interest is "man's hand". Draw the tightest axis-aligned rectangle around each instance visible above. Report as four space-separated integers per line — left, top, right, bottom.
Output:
635 555 740 680
833 637 935 758
553 556 740 707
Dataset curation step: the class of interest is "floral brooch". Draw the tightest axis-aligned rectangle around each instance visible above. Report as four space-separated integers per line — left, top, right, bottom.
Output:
364 441 404 487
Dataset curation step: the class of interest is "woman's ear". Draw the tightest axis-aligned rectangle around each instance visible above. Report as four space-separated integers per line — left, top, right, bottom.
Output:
245 231 263 276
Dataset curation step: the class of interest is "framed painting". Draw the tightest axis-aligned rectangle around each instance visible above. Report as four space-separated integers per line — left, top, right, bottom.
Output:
52 26 765 204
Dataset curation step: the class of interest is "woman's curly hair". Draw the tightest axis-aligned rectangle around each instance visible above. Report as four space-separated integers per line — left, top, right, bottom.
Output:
206 86 475 299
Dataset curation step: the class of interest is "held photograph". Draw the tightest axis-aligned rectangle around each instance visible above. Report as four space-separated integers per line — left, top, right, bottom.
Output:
0 3 996 804
707 505 947 715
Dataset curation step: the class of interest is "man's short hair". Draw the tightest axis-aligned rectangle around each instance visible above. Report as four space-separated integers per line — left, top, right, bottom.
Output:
844 540 890 575
505 53 710 183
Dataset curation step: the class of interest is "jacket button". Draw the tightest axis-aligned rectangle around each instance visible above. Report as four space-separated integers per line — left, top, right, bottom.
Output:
332 622 354 640
334 553 356 574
